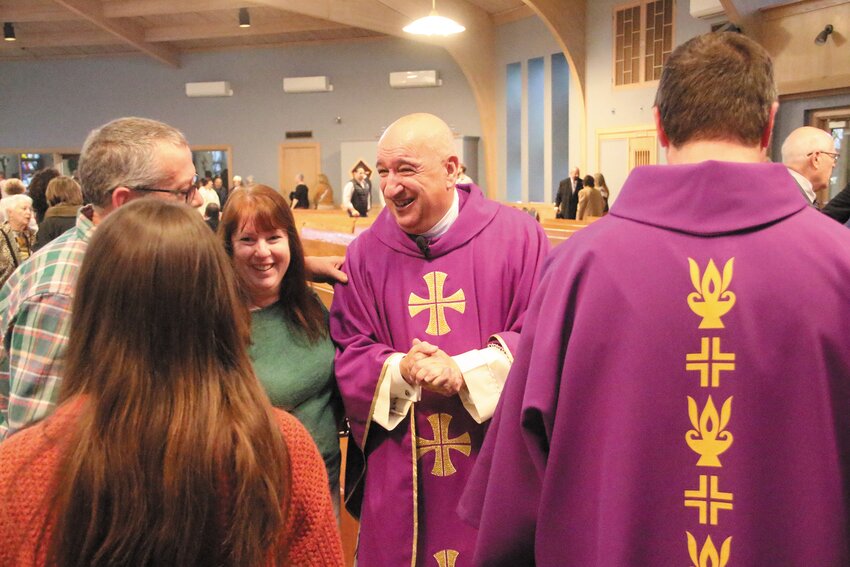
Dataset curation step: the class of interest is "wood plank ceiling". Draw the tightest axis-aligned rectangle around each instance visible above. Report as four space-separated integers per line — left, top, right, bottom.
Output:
0 0 531 65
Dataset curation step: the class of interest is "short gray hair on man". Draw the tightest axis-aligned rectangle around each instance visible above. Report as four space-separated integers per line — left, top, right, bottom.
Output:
77 117 189 208
0 194 33 219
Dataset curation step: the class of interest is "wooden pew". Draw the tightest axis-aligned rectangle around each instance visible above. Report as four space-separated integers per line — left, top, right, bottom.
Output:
505 201 557 221
540 218 597 230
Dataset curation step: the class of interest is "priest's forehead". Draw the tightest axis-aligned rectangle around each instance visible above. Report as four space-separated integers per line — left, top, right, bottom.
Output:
378 113 455 161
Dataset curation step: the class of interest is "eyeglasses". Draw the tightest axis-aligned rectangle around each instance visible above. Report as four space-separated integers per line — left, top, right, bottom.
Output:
807 150 840 164
130 174 199 203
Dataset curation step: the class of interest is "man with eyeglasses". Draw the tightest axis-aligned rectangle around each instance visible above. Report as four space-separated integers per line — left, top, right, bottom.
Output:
781 126 839 208
0 117 345 439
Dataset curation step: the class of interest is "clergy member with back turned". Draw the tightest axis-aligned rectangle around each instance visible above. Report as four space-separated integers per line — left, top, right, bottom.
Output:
330 113 548 566
460 32 850 566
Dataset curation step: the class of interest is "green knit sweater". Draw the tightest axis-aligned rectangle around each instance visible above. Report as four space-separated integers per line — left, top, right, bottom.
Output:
249 302 341 498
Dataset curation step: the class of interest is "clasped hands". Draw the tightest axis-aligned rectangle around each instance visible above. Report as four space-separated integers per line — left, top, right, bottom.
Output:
399 338 464 397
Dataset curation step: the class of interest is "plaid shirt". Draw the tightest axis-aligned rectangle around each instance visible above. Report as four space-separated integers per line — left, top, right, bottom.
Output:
0 208 94 440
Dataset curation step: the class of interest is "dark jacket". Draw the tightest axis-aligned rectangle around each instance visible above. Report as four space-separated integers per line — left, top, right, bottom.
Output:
34 204 79 251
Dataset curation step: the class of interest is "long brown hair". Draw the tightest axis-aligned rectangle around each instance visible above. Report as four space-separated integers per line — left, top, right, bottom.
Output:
51 199 290 566
220 184 327 342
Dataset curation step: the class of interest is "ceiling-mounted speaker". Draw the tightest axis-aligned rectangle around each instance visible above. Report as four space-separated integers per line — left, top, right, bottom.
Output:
283 76 333 93
185 81 233 97
389 70 442 89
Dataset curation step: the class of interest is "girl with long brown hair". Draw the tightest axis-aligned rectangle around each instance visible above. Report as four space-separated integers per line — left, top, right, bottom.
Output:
220 184 343 519
0 199 343 566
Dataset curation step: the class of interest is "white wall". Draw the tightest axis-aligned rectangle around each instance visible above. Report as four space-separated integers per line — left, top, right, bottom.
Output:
0 38 482 195
584 0 713 184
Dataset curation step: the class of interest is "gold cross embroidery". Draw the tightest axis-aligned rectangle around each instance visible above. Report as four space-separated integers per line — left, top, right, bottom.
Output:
686 337 735 388
434 549 459 567
684 474 734 525
416 413 471 477
408 271 466 336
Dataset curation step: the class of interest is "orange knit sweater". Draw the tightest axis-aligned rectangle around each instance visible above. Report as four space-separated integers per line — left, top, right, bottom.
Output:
0 400 344 566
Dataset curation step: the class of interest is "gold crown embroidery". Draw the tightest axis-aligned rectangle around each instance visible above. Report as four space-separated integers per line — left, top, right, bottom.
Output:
686 532 732 567
686 396 733 467
687 258 736 329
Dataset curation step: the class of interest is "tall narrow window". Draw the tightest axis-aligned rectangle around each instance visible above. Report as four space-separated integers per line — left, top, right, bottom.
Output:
614 0 674 87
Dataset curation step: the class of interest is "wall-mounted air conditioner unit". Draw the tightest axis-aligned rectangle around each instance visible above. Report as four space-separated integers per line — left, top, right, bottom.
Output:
185 81 233 97
690 0 724 20
283 76 333 93
389 70 442 89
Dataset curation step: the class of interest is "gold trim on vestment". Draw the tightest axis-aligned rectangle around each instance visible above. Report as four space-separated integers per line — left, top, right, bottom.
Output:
344 359 392 512
359 359 391 452
410 406 419 567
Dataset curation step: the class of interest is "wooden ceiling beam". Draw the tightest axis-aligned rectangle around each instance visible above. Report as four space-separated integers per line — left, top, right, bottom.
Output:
103 0 260 18
146 19 349 42
0 1 82 22
50 0 180 67
249 0 407 37
0 29 116 48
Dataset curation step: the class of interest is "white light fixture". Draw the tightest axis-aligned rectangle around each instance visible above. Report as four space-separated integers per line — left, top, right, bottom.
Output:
403 0 465 36
238 7 251 28
283 76 333 93
389 70 442 89
185 81 233 97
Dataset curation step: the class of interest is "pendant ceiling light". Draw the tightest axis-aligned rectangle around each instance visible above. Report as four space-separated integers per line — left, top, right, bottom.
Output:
238 8 251 28
403 0 465 36
4 22 16 42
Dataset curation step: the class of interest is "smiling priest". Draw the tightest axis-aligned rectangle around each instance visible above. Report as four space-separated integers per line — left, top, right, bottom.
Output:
330 113 548 566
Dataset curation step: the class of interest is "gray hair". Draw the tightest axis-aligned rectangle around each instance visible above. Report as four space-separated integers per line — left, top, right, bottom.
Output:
77 117 189 208
0 194 33 218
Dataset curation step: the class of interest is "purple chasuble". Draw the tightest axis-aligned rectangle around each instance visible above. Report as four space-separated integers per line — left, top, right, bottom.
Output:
460 161 850 566
331 185 548 566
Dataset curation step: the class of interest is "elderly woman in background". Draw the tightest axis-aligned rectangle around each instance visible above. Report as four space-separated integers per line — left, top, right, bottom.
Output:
221 184 343 518
34 176 83 251
0 195 36 286
0 199 343 566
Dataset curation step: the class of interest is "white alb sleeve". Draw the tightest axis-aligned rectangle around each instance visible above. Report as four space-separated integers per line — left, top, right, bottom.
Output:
372 352 421 430
453 346 511 424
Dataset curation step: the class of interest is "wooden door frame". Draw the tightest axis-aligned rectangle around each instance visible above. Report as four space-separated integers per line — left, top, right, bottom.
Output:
595 124 657 171
279 142 321 196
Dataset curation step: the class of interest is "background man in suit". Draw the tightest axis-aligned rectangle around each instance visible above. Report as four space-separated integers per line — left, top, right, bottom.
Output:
555 166 583 219
822 181 850 224
781 126 838 208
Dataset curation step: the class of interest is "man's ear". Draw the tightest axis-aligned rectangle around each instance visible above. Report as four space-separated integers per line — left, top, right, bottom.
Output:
445 155 460 188
111 187 134 209
762 101 779 150
653 106 670 148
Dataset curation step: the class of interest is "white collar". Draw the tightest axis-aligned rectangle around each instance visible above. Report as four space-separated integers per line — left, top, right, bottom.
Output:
787 168 816 204
420 189 459 239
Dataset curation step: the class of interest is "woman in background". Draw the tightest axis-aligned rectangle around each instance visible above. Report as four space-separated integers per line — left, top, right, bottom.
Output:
26 167 60 224
313 173 336 210
577 174 605 220
221 184 343 518
595 172 611 213
0 195 36 286
35 176 83 251
0 199 343 566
